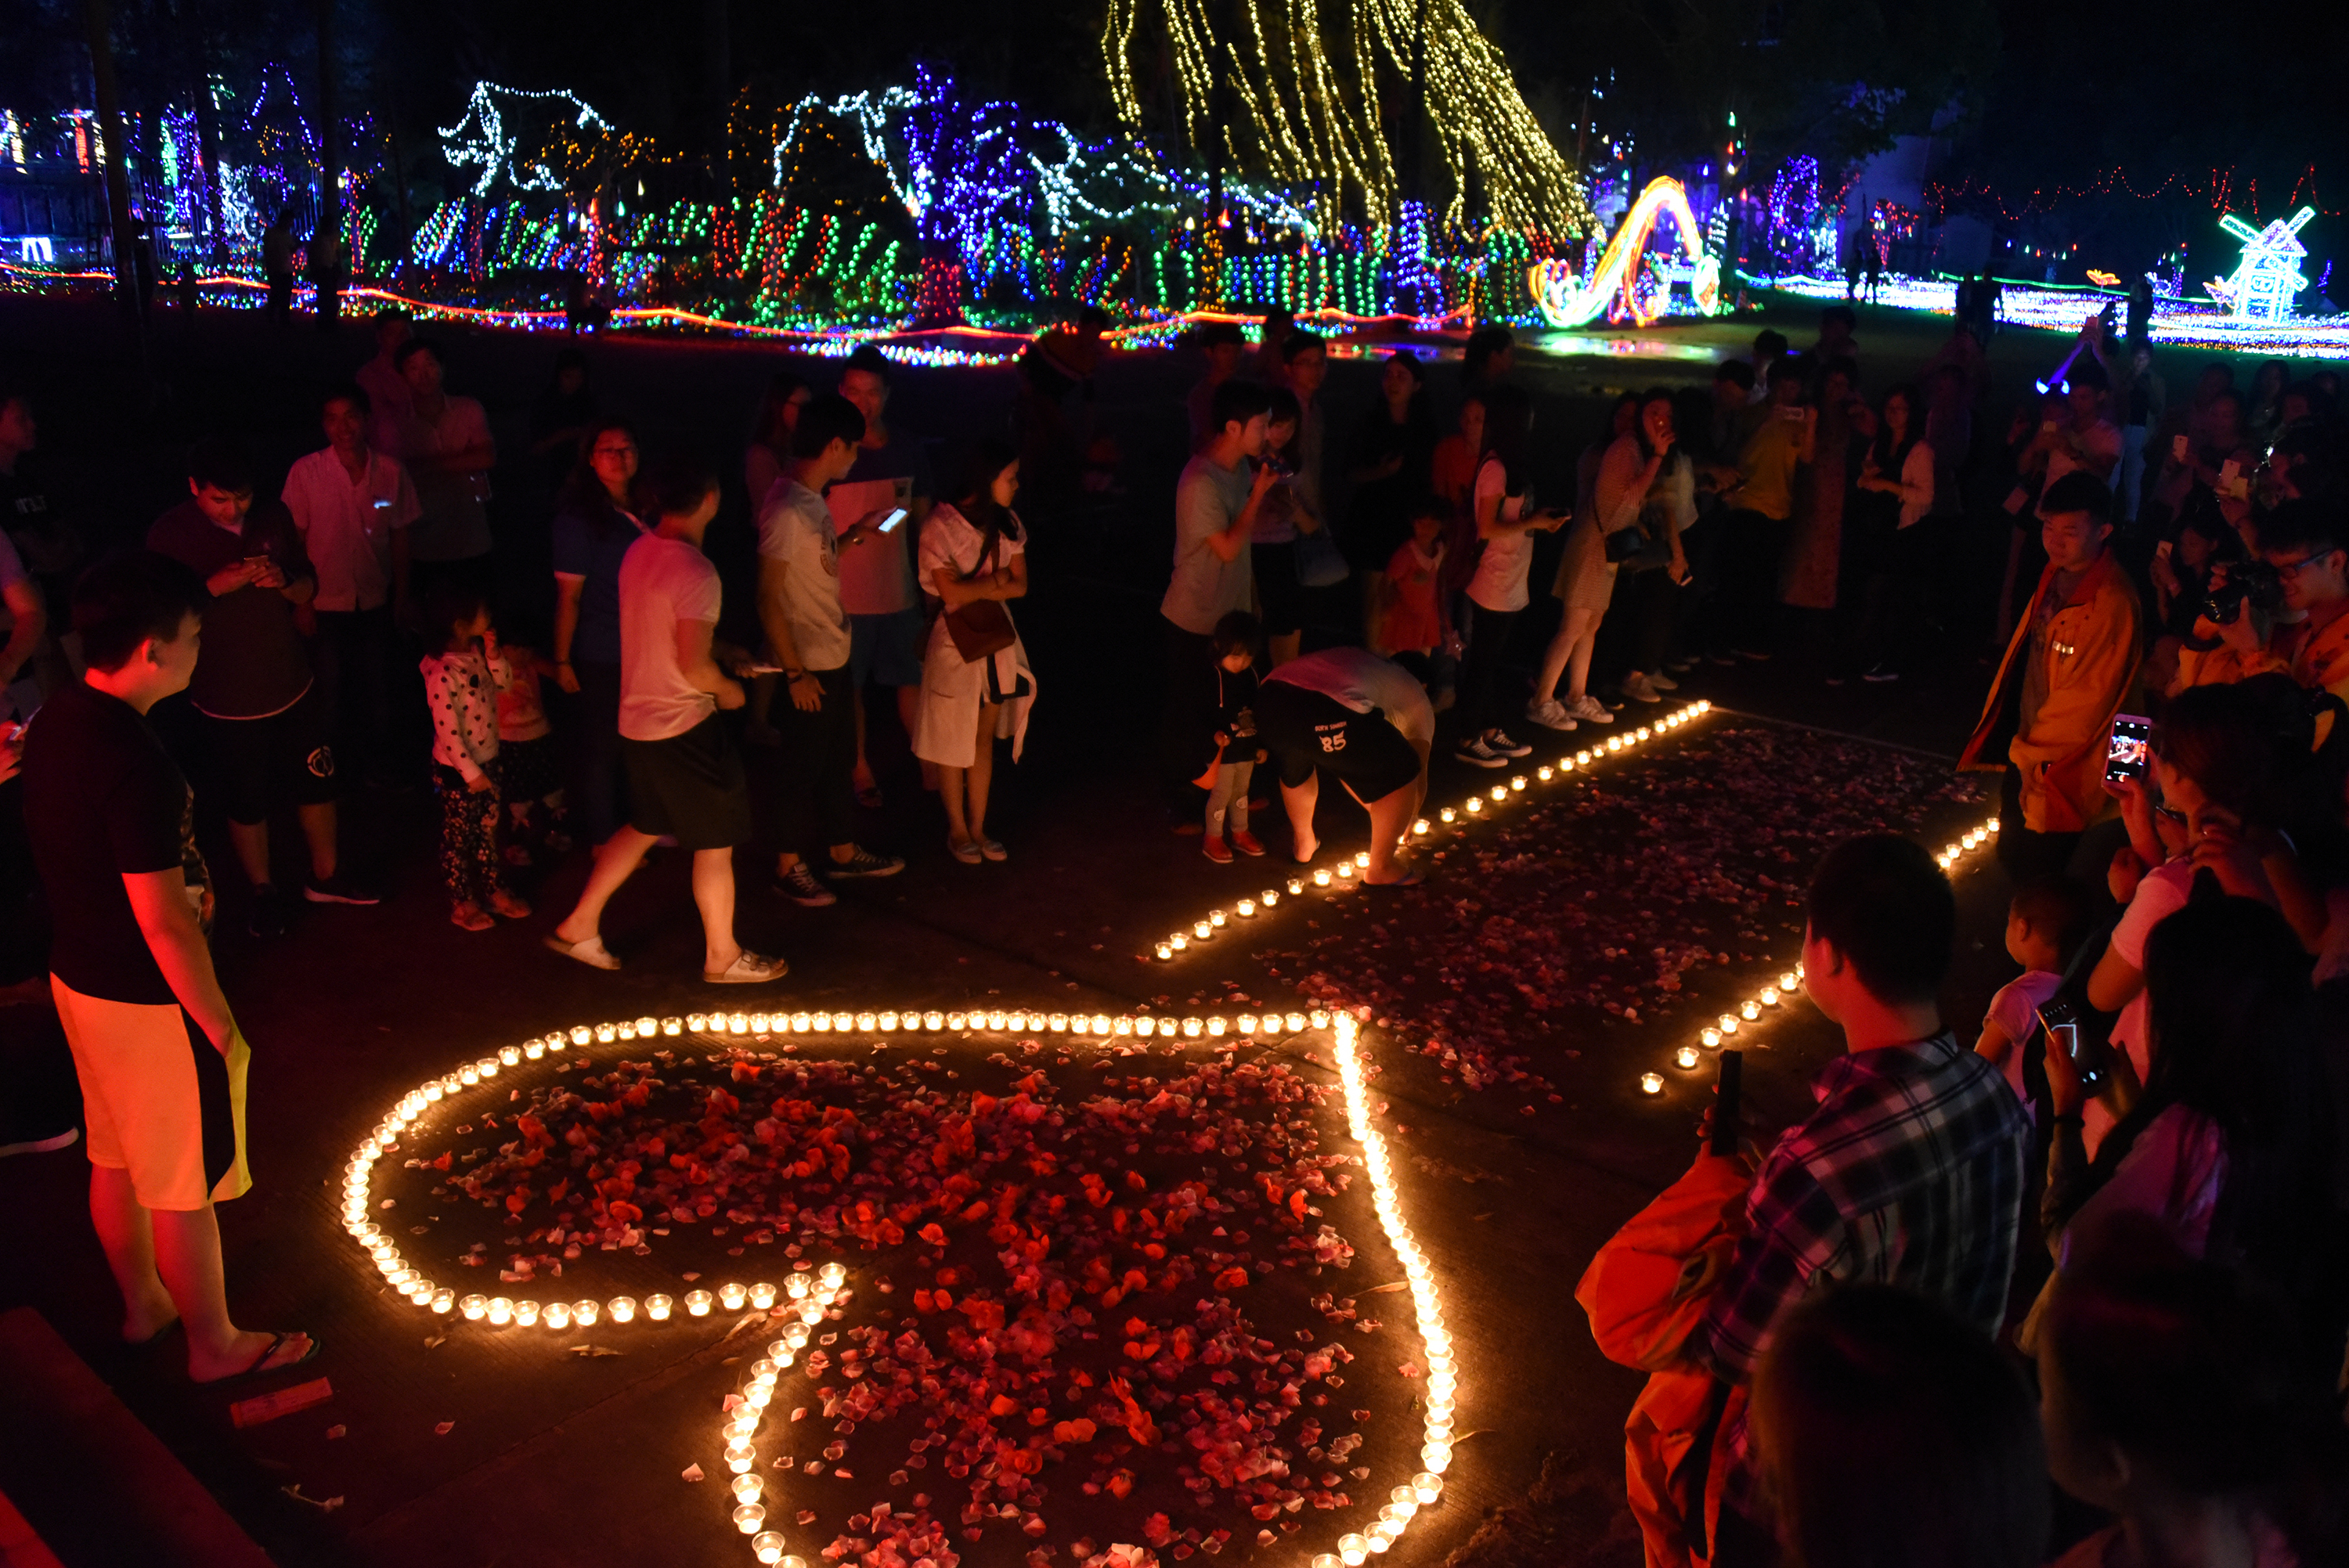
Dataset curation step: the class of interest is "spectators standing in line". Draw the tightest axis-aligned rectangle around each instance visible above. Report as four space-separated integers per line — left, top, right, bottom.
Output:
1693 835 2032 1559
742 373 812 748
544 453 784 983
1749 1285 2049 1568
549 419 648 848
830 347 935 808
1715 370 1813 662
915 441 1035 863
280 384 418 790
756 395 907 904
1185 322 1247 453
1454 384 1567 768
416 582 529 932
1159 379 1275 821
389 340 496 593
1185 611 1265 864
22 552 317 1382
262 210 295 327
1972 876 2090 1102
1254 645 1432 885
147 440 375 935
2039 1217 2349 1568
1344 351 1437 573
1961 472 2144 883
1836 382 1938 684
1531 390 1678 729
355 308 413 455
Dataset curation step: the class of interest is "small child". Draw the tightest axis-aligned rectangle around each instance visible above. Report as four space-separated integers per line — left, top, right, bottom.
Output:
1974 876 2091 1101
418 583 531 932
1377 496 1456 706
1197 611 1267 863
493 642 570 865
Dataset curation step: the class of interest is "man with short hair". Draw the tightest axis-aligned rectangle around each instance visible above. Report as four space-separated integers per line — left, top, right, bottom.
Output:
2031 359 2123 493
389 339 496 584
1694 834 2030 1557
545 453 785 983
23 550 317 1382
281 384 419 787
1185 322 1247 451
148 440 373 933
829 346 933 806
2198 500 2349 708
759 395 907 903
1161 379 1277 816
355 307 413 454
1961 470 2142 881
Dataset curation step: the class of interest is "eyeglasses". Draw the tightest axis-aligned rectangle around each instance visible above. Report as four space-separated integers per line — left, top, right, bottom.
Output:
2270 552 2333 579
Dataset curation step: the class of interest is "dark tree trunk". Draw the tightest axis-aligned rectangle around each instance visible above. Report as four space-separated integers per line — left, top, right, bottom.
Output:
81 0 140 322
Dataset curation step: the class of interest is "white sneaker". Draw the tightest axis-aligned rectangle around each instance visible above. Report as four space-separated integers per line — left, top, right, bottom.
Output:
1622 672 1663 704
1525 697 1578 731
1644 669 1680 691
1566 694 1615 723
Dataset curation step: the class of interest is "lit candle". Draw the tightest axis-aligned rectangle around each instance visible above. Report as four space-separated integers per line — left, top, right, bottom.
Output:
1701 1027 1722 1048
1509 776 1526 791
407 1277 435 1306
487 1297 514 1325
733 1503 766 1534
1412 1472 1444 1504
647 1293 673 1321
1676 1047 1699 1069
1389 1486 1419 1518
1114 1016 1135 1035
1740 1000 1760 1021
723 1440 755 1475
1759 987 1780 1007
514 1299 541 1327
1340 1534 1370 1566
1193 920 1213 939
662 1017 682 1036
1211 909 1229 928
500 1045 521 1066
1464 797 1482 814
733 1473 764 1503
1313 868 1332 886
1423 1440 1453 1472
1156 943 1173 961
1439 806 1456 823
818 1263 846 1291
1535 766 1553 781
1207 1016 1226 1036
1182 1017 1203 1036
1337 862 1355 880
1719 1014 1740 1034
524 1039 545 1060
685 1289 713 1317
1640 1073 1664 1094
752 1535 786 1565
609 1296 637 1324
832 1011 853 1032
750 1282 776 1309
1413 818 1431 835
460 1294 489 1321
1576 750 1591 764
544 1301 572 1331
1310 1009 1331 1029
1286 1012 1307 1033
1236 899 1256 917
1261 889 1280 906
720 1282 747 1310
1170 934 1189 952
1091 1015 1112 1034
574 1299 599 1326
1236 1014 1257 1033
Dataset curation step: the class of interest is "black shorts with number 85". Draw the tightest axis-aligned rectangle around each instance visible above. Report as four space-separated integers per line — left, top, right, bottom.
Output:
1254 680 1420 802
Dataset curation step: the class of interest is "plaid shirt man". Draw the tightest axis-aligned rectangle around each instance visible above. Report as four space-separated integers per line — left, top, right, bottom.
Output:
1697 1029 2030 1511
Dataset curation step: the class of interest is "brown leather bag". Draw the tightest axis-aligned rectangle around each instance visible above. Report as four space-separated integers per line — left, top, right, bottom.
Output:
944 529 1015 662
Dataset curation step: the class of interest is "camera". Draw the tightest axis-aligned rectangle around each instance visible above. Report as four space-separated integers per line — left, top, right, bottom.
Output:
2204 560 2282 626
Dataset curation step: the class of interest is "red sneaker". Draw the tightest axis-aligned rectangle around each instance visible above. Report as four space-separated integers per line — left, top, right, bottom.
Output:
1229 829 1267 857
1202 835 1233 864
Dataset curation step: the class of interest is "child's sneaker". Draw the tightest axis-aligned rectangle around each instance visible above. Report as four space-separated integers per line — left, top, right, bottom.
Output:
1485 728 1533 757
1202 835 1234 864
1455 735 1506 768
1229 829 1266 856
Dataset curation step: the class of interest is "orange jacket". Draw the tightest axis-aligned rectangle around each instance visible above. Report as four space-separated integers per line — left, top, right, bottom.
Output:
1578 1150 1756 1568
1961 551 2143 834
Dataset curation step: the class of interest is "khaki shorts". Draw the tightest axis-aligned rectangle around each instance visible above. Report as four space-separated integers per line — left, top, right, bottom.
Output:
51 976 251 1211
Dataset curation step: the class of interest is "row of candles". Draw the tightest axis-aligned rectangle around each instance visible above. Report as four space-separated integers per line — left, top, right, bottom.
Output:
1633 816 2004 1096
1151 702 1714 961
713 1288 845 1562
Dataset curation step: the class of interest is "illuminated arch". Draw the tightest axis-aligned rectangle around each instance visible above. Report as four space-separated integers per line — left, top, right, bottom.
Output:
1529 177 1720 329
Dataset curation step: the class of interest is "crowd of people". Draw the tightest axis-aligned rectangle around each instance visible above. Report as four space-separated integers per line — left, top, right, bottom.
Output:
1 295 2347 1549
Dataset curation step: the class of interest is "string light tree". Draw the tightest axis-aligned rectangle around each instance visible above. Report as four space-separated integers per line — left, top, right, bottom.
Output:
2212 205 2316 322
1099 0 1593 310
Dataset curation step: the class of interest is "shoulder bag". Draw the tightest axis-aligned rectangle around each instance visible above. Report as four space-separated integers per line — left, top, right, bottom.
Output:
944 526 1016 663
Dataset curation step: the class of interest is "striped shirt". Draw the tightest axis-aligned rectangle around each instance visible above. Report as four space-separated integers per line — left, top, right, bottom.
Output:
1698 1029 2030 1509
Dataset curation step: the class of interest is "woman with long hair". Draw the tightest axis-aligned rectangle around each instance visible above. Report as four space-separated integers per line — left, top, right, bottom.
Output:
745 371 810 513
1835 382 1936 683
1454 384 1567 767
914 440 1035 862
549 416 648 847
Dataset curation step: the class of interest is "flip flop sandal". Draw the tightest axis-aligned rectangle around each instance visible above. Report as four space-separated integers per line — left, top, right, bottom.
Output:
542 932 620 971
705 952 788 985
128 1317 182 1351
200 1330 320 1386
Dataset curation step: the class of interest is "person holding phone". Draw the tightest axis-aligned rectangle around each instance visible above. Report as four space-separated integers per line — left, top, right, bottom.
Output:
149 439 374 935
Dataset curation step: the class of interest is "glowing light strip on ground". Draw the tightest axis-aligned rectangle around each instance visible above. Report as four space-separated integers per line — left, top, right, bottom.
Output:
1634 813 2002 1095
1528 178 1720 330
1151 701 1712 962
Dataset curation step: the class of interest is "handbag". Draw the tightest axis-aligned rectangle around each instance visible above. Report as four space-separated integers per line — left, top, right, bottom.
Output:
1294 524 1349 587
944 528 1016 662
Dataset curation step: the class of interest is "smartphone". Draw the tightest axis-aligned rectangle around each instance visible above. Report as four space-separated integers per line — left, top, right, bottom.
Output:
878 507 908 534
2037 998 2099 1087
2105 713 2151 784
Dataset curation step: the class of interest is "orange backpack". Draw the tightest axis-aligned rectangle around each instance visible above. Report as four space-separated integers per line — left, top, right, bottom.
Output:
1575 1151 1756 1568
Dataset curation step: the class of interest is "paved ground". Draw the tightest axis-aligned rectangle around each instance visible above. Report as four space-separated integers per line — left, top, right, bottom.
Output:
0 291 2054 1567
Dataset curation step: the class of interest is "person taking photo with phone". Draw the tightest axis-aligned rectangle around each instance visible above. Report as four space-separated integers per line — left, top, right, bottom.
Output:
1962 471 2143 884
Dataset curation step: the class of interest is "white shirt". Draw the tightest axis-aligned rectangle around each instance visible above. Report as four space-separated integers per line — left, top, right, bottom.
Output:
615 533 724 742
1265 647 1435 748
1466 457 1532 613
420 647 509 781
757 481 852 672
1162 452 1256 635
282 446 420 611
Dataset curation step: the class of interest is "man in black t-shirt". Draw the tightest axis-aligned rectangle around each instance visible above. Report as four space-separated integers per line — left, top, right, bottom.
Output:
22 552 316 1383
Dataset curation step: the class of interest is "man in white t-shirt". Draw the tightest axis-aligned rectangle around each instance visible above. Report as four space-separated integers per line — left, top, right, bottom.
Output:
1159 380 1276 816
389 340 495 571
545 453 783 985
758 394 905 906
1254 647 1431 885
282 383 419 786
